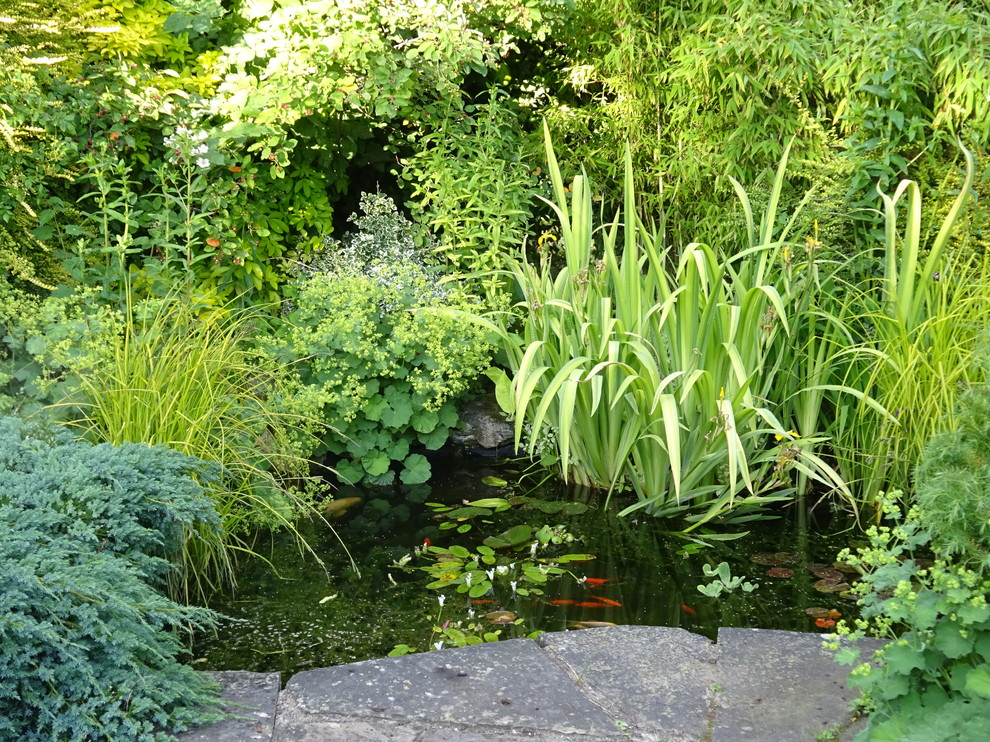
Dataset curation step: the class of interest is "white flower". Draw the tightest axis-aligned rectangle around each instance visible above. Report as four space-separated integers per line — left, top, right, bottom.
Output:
433 641 443 650
496 565 509 575
196 130 208 141
486 569 495 581
530 542 539 557
464 572 472 586
193 143 208 155
196 157 210 168
437 594 445 608
510 580 518 594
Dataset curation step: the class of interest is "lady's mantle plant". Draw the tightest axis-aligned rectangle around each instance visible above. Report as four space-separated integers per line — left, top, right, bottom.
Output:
0 416 223 741
832 355 990 742
274 193 495 485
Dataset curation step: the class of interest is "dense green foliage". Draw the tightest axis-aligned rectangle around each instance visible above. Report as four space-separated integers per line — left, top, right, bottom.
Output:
0 416 222 741
545 0 990 252
833 346 990 740
273 194 495 486
2 0 990 730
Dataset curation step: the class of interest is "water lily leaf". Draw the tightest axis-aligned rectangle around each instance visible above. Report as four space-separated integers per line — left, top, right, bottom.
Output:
810 566 845 581
814 579 851 593
483 524 533 549
468 497 511 509
555 553 596 563
832 561 860 574
750 552 798 566
766 567 794 578
445 506 492 520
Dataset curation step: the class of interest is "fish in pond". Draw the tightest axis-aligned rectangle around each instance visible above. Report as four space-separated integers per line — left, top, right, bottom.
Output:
584 578 610 586
590 596 622 607
549 599 576 605
681 604 698 616
320 496 361 518
485 610 517 624
471 599 497 605
568 621 617 629
575 601 607 608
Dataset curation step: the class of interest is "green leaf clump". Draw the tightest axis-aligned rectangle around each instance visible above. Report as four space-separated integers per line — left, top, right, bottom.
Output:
273 194 495 485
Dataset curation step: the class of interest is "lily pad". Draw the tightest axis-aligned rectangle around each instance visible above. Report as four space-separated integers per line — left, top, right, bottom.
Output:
750 551 798 566
767 567 795 578
810 566 846 582
814 579 852 593
832 561 860 574
483 524 534 550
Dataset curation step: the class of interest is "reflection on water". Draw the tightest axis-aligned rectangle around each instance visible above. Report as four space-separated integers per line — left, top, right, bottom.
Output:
190 452 860 677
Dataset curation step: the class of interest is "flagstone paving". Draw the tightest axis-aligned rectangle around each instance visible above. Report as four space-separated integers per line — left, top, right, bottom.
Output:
179 626 885 742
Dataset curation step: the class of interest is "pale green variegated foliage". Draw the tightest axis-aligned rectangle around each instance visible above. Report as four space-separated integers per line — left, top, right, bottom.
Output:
489 127 849 528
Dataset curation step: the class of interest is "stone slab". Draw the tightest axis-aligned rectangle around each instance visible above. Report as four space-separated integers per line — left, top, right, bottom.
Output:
711 628 885 742
177 670 280 742
539 626 720 742
275 638 621 740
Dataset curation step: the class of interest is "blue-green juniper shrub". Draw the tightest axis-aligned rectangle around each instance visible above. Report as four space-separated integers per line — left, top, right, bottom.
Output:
0 416 224 741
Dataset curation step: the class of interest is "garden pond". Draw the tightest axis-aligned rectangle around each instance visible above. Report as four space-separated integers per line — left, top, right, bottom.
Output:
189 451 863 678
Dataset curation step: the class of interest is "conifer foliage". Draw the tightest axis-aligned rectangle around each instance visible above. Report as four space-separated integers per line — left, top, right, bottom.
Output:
0 417 223 741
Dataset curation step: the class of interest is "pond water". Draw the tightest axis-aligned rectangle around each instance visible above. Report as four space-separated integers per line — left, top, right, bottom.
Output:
189 451 861 678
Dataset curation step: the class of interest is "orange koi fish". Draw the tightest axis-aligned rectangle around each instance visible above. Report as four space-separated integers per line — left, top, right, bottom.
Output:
549 599 576 606
423 537 432 547
591 596 622 607
584 578 609 586
681 604 697 616
471 599 497 605
815 618 836 629
575 601 607 608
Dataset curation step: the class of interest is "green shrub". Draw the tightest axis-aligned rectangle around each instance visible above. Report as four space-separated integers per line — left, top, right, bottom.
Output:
0 277 122 417
0 415 222 741
833 495 990 742
914 338 990 572
273 194 495 486
833 349 990 740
